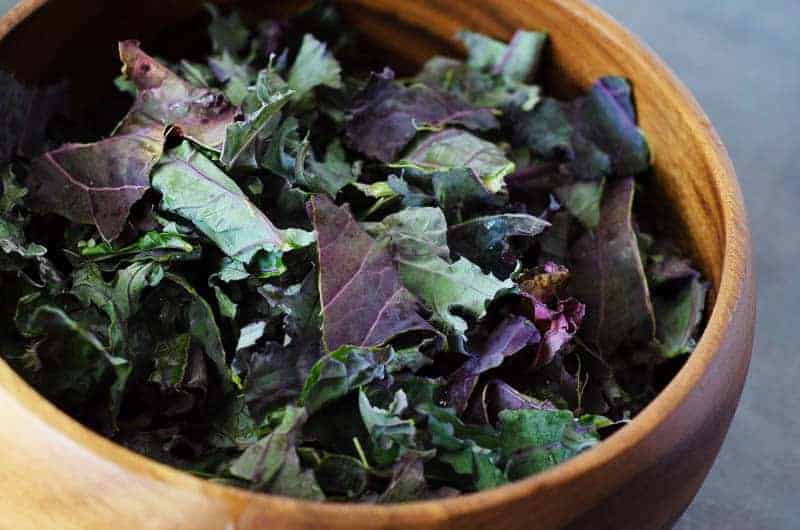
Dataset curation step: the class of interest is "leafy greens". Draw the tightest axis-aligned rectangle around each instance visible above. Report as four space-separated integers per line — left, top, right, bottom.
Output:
0 3 708 504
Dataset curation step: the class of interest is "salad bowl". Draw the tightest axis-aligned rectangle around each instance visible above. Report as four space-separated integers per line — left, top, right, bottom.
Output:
0 1 755 529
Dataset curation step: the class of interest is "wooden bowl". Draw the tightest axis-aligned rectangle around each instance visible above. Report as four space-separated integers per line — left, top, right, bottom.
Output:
0 1 755 529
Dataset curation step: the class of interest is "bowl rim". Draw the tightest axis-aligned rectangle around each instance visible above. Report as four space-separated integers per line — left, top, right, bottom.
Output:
0 0 752 522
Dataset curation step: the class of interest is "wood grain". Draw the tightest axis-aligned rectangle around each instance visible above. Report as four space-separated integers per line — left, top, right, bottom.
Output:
0 1 755 529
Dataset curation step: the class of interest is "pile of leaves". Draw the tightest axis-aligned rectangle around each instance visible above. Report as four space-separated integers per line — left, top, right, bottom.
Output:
0 4 708 502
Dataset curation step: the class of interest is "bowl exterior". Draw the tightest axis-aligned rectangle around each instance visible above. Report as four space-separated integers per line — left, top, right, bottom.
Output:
0 1 754 529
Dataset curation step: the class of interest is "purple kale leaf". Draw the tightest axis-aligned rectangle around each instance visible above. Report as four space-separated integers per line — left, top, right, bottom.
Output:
26 120 166 242
242 340 322 421
344 68 498 163
310 194 435 351
529 295 585 368
118 40 239 150
448 315 540 413
515 263 586 368
581 77 650 176
569 178 655 356
465 379 556 426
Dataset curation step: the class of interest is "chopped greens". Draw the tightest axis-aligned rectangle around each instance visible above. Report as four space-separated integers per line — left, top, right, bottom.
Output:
0 3 707 503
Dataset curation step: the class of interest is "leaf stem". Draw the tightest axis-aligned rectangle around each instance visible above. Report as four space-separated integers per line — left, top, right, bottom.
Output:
353 436 370 468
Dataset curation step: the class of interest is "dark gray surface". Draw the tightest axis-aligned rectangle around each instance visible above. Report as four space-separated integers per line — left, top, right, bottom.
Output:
592 1 800 529
1 0 797 528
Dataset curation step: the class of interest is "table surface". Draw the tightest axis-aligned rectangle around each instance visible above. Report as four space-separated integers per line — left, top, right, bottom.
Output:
1 0 797 528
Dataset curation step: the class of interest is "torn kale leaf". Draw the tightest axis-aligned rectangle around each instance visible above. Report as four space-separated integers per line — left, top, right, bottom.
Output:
569 178 655 356
26 120 165 242
344 68 498 163
311 195 435 350
118 40 239 151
